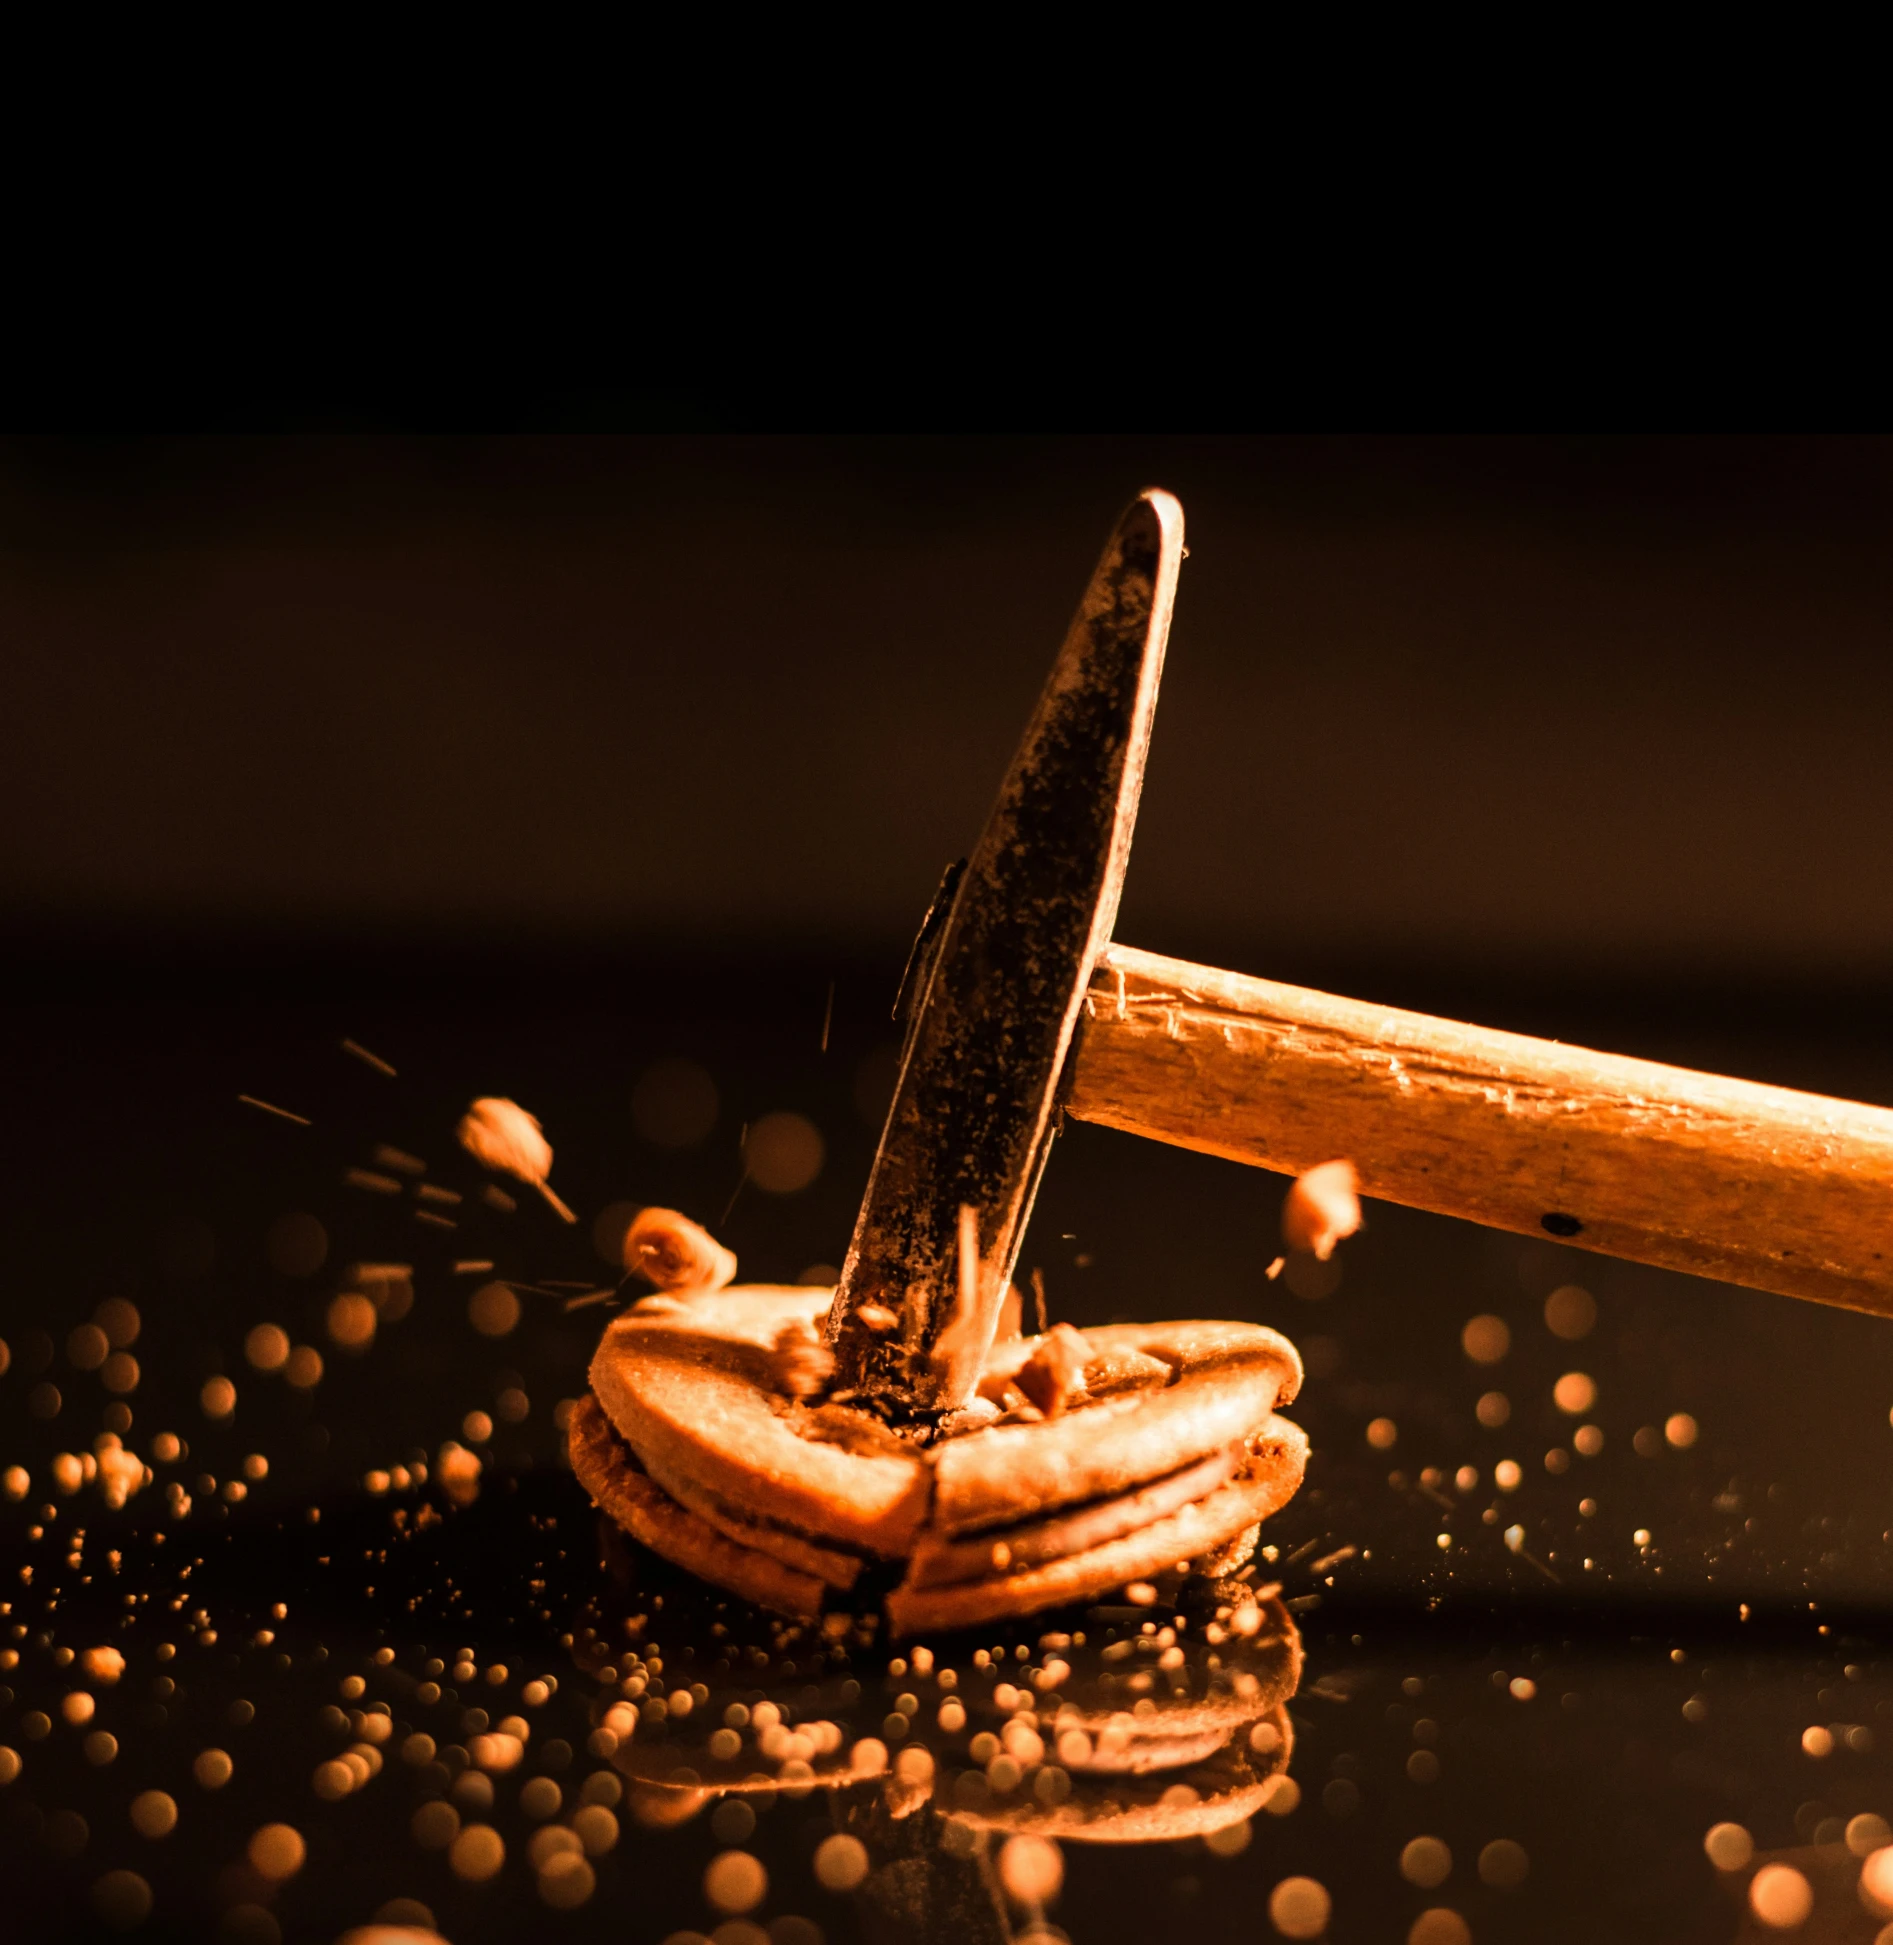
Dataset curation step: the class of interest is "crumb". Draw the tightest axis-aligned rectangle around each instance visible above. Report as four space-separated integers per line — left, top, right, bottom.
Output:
769 1319 835 1401
797 1404 915 1460
458 1096 552 1181
624 1208 737 1292
936 1398 1001 1438
1282 1160 1362 1261
994 1402 1046 1426
1014 1322 1089 1419
457 1097 577 1222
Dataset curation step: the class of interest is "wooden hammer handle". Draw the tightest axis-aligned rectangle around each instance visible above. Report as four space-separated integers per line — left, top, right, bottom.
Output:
1067 944 1893 1317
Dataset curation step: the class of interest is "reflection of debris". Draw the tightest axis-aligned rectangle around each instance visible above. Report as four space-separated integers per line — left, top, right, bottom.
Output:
436 1442 483 1507
95 1435 149 1511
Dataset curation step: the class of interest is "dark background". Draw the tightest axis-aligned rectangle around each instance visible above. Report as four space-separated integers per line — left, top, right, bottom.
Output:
5 433 1893 990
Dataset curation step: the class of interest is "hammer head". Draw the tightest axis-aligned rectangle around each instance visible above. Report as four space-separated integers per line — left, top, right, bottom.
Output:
826 490 1185 1414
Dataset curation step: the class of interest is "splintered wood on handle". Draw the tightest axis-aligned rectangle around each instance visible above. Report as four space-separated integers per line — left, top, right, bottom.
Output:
1067 944 1893 1317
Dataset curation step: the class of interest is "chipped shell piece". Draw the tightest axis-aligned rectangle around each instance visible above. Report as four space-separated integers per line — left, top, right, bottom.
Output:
1281 1160 1362 1262
769 1320 835 1401
458 1098 553 1183
1015 1323 1089 1419
624 1210 737 1293
458 1098 576 1222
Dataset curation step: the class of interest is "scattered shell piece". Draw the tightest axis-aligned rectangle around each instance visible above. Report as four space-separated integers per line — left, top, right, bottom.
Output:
624 1209 737 1292
1014 1323 1089 1420
770 1320 835 1401
1281 1160 1361 1262
458 1098 576 1222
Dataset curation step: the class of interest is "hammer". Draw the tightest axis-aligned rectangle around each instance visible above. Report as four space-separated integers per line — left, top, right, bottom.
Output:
826 490 1893 1414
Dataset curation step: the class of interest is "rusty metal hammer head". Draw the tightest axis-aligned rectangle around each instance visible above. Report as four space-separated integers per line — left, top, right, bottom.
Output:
825 490 1185 1415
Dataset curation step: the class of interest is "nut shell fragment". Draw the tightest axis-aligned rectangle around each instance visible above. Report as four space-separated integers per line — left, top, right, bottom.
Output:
625 1209 737 1293
1281 1160 1361 1262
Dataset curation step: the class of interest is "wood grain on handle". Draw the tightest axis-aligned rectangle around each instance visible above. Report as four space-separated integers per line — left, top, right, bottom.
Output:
1066 944 1893 1317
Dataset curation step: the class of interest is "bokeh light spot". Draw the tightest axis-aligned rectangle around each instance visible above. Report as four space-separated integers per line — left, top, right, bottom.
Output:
266 1213 328 1278
745 1114 824 1194
327 1294 377 1353
1544 1284 1596 1339
1461 1315 1510 1364
1749 1863 1812 1929
1401 1837 1452 1887
245 1325 291 1374
705 1851 768 1915
1268 1876 1331 1939
1703 1822 1753 1871
468 1283 521 1339
633 1059 720 1148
